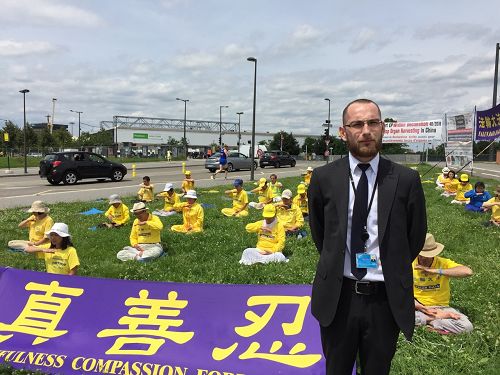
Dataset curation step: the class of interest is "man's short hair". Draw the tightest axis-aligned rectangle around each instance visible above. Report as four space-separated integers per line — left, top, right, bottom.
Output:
342 99 382 125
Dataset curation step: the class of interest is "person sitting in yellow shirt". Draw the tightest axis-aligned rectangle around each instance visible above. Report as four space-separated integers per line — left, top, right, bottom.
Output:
249 178 273 209
116 202 164 262
181 171 195 195
451 174 472 204
302 166 313 186
138 176 154 202
102 194 130 228
275 189 306 238
441 170 459 197
239 204 287 265
171 190 204 233
269 174 283 199
413 233 473 334
222 179 249 217
435 167 450 190
293 183 308 219
154 183 181 216
483 184 500 227
24 222 79 275
8 200 54 252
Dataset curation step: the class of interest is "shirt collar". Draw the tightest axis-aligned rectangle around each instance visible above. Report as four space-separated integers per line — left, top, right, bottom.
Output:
348 152 380 175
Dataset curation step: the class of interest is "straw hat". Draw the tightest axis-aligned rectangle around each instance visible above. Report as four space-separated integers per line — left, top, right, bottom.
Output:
262 204 276 218
419 233 444 258
307 166 314 172
27 201 50 213
108 194 122 205
442 167 450 174
184 190 197 199
130 202 148 212
297 184 306 194
45 223 71 238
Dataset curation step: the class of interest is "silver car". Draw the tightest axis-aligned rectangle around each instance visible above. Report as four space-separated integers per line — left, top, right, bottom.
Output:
205 152 258 173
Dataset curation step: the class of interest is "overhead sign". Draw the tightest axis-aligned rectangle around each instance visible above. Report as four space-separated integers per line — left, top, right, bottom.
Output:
383 120 442 143
0 267 329 375
446 113 473 142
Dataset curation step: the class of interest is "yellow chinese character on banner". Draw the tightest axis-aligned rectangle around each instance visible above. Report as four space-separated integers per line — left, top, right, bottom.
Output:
478 117 485 129
484 116 492 129
0 281 84 345
97 289 194 355
212 295 321 368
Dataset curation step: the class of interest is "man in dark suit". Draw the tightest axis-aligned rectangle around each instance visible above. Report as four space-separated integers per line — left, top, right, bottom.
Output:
308 99 427 375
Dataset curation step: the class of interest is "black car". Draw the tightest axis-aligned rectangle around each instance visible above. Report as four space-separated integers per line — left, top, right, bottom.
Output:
39 152 127 185
259 150 296 168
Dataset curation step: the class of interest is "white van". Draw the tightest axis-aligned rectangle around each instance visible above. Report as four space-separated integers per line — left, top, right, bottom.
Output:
238 144 267 158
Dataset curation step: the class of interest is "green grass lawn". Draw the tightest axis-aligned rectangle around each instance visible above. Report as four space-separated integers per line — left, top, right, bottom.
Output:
0 166 498 374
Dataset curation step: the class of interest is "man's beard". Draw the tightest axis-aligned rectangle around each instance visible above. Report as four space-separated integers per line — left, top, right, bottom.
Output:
347 137 383 159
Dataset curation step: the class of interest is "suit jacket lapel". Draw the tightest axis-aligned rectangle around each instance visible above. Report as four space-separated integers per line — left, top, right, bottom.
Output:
378 158 398 244
337 157 350 243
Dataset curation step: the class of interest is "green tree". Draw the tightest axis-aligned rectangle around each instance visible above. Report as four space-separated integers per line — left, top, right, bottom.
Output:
39 128 56 150
23 124 38 150
269 131 300 155
301 137 317 153
1 121 22 151
53 129 73 149
166 137 180 146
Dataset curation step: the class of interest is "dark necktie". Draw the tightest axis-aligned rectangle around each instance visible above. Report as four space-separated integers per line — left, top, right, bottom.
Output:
351 163 370 280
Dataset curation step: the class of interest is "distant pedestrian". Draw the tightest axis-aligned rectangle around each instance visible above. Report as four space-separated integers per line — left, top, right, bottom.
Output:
167 150 172 162
212 144 229 179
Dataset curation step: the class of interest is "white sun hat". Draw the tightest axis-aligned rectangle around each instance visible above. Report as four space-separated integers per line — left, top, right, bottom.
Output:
184 190 197 199
45 223 71 238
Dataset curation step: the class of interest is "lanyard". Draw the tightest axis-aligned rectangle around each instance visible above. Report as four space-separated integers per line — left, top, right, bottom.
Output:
349 167 378 242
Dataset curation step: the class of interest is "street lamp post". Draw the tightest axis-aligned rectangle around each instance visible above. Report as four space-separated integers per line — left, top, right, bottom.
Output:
19 89 29 173
236 112 244 153
247 57 257 181
51 98 57 134
324 98 331 164
219 105 228 147
70 110 83 138
176 98 189 159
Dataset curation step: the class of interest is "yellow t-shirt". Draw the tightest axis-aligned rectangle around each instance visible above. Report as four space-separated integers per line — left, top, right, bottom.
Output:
130 213 163 246
276 204 304 230
257 187 274 204
230 189 249 212
29 215 54 243
157 191 181 211
413 257 460 306
269 182 282 198
444 178 459 193
485 197 500 222
455 183 472 201
245 219 285 253
181 179 195 193
304 173 312 185
174 202 204 232
104 203 130 225
138 184 154 202
293 194 308 215
36 244 80 275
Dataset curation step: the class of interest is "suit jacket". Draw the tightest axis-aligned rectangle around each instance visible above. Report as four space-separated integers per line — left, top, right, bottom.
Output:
308 155 427 340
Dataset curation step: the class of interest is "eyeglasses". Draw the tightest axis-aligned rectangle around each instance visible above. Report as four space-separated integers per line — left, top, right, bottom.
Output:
344 119 383 130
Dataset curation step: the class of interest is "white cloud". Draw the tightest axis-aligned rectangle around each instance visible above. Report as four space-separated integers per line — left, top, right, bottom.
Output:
291 24 322 45
349 28 390 53
414 23 492 42
172 51 218 69
0 40 59 57
0 0 104 27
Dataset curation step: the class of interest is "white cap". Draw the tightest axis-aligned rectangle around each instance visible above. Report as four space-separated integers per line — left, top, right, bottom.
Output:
184 190 197 199
163 183 174 191
45 223 71 238
281 189 293 199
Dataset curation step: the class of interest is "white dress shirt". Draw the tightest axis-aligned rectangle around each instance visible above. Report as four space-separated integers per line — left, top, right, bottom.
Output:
343 152 384 282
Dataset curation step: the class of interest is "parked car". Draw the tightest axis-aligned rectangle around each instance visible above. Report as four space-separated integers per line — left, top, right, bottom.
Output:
259 150 296 168
204 152 258 173
39 151 127 185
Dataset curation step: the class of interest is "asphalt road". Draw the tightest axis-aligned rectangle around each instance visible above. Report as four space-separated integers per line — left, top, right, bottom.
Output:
0 160 324 210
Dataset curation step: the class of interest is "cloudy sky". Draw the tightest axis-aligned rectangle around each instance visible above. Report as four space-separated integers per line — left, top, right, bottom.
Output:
1 0 499 137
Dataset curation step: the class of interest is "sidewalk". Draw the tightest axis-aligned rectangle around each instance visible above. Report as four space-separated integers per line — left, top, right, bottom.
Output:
0 159 207 178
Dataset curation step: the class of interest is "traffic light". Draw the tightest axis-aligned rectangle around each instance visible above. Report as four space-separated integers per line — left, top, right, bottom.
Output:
324 127 329 139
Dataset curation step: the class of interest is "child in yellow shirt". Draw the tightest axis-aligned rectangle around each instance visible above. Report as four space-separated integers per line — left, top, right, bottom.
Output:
181 171 195 195
451 174 472 204
138 176 154 202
